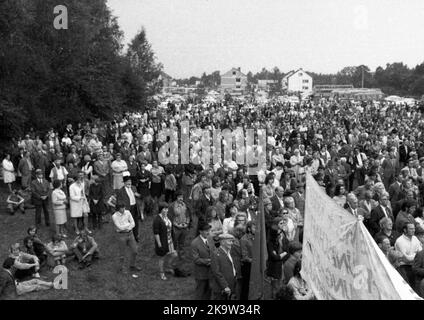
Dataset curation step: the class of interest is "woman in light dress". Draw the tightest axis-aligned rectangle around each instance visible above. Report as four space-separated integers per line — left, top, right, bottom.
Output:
51 180 68 237
111 153 128 190
2 154 16 192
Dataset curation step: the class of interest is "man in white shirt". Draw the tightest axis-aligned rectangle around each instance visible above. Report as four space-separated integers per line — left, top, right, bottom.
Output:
112 203 141 276
395 223 422 286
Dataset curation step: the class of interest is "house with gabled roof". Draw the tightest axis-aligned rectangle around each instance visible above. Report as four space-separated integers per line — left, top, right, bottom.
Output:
282 68 313 94
220 67 248 95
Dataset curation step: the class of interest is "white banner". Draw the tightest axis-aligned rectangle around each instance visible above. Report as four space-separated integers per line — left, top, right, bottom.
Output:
302 173 421 300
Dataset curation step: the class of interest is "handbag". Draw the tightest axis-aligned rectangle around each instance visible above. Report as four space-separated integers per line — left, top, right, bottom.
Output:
82 197 90 214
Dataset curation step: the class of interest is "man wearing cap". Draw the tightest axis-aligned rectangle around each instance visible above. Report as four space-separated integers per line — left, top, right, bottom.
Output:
31 169 51 227
116 176 141 242
112 203 141 275
210 233 241 300
191 222 212 300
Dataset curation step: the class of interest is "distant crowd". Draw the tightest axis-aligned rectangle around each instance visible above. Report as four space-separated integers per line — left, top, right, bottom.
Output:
1 98 424 300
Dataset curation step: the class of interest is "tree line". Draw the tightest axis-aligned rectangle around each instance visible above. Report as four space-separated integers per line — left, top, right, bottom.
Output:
177 63 424 98
0 0 162 150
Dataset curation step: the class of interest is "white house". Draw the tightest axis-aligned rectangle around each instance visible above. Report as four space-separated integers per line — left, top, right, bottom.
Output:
220 67 248 94
282 68 313 94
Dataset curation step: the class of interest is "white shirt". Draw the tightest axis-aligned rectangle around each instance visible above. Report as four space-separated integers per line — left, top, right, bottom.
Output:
221 247 236 277
112 210 135 232
50 166 68 181
394 234 422 265
125 186 136 206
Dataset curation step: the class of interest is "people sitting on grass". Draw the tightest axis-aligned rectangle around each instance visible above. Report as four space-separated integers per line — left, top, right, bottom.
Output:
46 235 69 267
6 189 25 215
1 258 54 299
26 226 49 265
70 230 99 269
8 243 40 281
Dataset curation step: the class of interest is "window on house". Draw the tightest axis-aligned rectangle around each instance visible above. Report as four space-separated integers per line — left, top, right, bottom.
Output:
303 86 309 90
233 71 236 75
236 78 241 82
303 79 309 83
298 73 303 76
236 85 241 89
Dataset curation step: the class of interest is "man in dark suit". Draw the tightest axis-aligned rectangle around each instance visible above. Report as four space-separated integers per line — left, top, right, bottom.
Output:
191 222 212 300
194 186 214 224
388 176 402 208
369 193 394 236
31 169 50 227
381 150 398 190
0 258 16 300
18 151 34 189
116 176 141 242
399 141 410 169
210 233 241 300
270 186 285 214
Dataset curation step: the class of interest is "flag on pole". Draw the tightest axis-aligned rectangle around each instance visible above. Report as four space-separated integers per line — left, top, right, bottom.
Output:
248 187 268 300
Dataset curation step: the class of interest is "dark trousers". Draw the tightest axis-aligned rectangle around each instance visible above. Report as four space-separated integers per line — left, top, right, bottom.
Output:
398 265 415 287
240 262 251 300
195 279 211 300
165 189 175 203
130 205 139 242
35 199 50 226
173 227 188 257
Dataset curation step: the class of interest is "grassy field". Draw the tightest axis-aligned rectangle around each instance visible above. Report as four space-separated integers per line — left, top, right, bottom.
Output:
0 184 196 300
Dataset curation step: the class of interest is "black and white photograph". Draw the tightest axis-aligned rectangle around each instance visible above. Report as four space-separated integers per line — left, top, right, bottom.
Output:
1 0 424 304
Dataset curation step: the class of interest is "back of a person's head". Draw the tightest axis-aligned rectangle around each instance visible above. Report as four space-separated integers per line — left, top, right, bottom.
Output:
275 284 294 300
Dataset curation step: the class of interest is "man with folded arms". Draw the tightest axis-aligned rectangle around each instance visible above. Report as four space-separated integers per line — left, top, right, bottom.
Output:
112 203 141 277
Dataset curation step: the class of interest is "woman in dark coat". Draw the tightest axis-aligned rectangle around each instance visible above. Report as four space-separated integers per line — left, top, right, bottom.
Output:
266 217 290 299
153 203 178 280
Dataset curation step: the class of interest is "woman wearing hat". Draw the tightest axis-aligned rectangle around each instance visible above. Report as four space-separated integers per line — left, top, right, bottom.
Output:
153 203 178 280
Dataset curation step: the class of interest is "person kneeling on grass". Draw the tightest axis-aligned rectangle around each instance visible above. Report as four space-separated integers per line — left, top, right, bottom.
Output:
6 189 25 215
70 230 99 269
1 258 53 299
8 243 41 281
46 235 69 267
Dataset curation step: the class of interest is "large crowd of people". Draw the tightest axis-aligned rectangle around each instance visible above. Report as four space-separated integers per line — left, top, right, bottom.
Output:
1 97 424 300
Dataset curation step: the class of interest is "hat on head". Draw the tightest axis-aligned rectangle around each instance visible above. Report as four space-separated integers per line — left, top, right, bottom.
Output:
419 157 424 162
123 175 131 182
35 169 43 174
198 221 212 231
218 233 235 241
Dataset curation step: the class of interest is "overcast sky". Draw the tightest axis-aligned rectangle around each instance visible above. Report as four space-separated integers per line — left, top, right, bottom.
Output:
107 0 424 79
